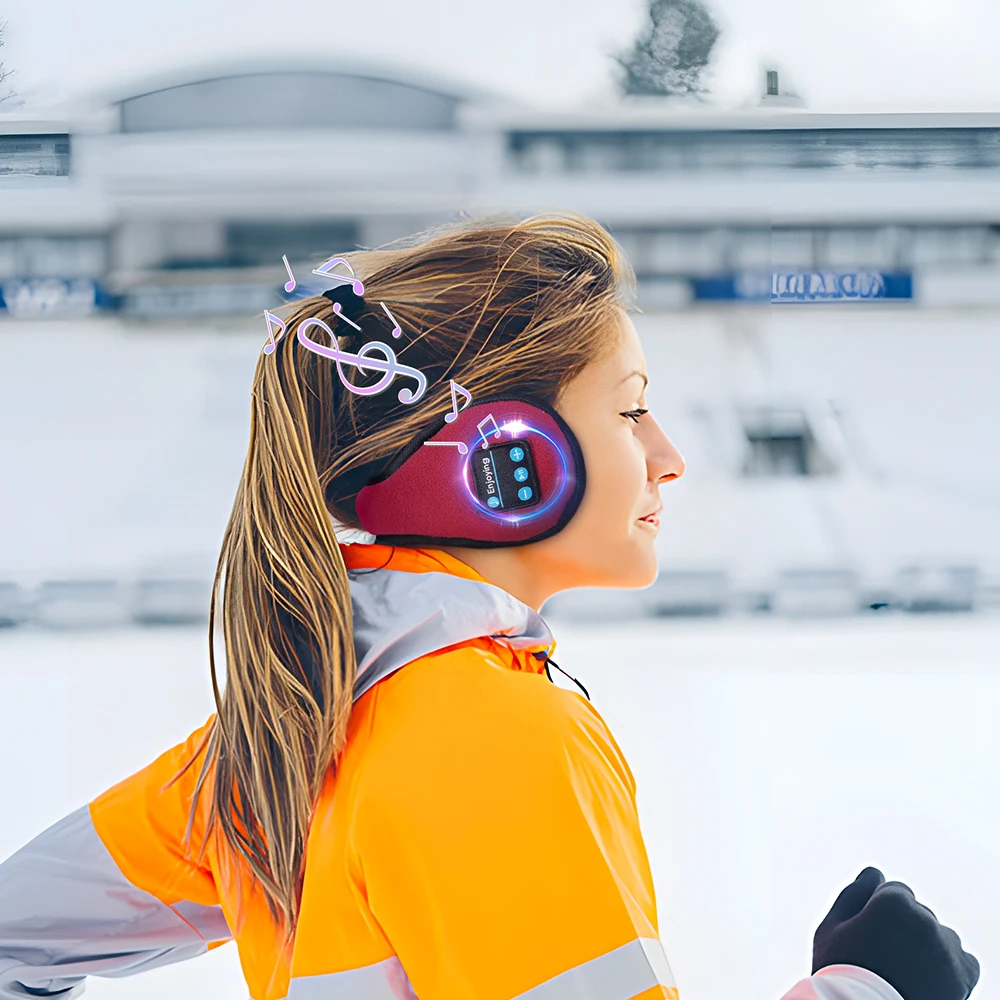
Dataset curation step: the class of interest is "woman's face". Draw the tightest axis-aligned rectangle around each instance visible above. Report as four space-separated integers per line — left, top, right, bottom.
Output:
534 308 686 592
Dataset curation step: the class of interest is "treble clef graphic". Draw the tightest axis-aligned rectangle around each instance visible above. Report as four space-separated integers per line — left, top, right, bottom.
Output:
296 317 427 404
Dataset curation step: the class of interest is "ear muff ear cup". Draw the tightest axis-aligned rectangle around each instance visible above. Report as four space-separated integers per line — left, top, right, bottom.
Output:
355 395 586 548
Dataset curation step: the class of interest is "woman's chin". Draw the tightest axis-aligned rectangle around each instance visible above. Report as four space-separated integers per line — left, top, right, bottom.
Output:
604 535 660 589
633 533 661 585
633 555 659 589
551 525 660 590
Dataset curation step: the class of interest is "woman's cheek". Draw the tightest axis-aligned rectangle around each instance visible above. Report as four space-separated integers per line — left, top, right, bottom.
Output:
613 448 645 529
626 431 648 496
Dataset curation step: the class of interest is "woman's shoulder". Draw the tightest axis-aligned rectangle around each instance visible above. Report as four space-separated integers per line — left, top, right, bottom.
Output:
328 642 641 860
349 641 628 797
373 640 579 729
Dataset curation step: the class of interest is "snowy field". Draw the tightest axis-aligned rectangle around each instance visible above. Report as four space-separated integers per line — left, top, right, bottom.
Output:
1 613 998 1000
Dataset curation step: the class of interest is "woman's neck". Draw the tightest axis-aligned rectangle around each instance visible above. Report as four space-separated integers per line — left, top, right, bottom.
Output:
436 545 557 611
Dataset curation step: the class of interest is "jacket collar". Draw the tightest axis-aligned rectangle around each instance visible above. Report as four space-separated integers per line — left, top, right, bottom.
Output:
341 543 555 701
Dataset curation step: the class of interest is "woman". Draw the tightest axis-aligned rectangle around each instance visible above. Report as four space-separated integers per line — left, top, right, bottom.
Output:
0 214 977 1000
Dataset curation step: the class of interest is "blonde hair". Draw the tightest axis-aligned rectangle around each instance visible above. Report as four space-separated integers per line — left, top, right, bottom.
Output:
181 211 636 935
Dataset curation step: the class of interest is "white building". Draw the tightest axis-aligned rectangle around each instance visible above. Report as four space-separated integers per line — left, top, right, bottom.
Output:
2 58 998 618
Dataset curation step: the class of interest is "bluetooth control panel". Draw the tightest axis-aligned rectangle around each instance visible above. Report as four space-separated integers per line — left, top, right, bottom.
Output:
471 439 541 512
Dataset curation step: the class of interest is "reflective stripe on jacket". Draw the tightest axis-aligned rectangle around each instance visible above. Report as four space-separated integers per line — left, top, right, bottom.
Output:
0 544 902 1000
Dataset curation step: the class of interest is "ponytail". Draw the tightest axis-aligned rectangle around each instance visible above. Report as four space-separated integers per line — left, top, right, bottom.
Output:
185 316 358 936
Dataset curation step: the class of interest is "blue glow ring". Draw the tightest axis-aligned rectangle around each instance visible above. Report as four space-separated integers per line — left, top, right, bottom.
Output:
459 422 570 525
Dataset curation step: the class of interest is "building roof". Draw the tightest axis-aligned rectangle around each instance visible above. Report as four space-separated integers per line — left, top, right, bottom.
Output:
90 53 520 113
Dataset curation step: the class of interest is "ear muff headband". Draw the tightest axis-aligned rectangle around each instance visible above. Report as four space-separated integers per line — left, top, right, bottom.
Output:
355 395 586 548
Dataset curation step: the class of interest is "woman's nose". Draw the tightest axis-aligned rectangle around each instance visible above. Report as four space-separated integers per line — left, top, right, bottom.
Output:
643 418 685 484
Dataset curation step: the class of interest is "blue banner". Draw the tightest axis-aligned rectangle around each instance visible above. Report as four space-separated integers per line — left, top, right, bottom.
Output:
692 271 914 302
0 279 110 318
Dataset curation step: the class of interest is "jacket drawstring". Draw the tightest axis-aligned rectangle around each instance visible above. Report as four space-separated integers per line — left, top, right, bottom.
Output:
532 650 591 702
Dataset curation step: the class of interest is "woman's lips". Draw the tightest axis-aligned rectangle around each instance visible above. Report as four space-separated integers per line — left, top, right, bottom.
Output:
638 504 662 529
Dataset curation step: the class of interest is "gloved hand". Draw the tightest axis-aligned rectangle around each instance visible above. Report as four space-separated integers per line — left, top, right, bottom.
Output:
813 866 980 1000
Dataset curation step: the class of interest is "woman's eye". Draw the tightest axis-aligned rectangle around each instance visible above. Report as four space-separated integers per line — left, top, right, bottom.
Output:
621 408 649 424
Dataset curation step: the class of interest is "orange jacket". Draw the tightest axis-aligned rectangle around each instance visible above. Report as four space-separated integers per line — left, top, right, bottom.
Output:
0 544 901 1000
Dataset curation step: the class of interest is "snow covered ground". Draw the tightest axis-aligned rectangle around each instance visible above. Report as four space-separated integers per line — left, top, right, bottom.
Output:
1 613 998 1000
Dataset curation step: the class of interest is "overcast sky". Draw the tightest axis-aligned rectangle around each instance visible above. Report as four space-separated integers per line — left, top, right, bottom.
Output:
1 0 997 113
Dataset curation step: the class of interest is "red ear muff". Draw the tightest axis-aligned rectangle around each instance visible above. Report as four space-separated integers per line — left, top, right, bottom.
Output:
355 396 586 548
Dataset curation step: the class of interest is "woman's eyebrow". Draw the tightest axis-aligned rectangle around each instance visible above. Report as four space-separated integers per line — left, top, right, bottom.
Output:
618 370 648 389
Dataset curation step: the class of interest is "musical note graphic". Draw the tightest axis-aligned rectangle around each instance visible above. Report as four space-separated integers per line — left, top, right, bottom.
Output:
444 379 473 423
312 256 364 296
262 310 285 355
380 301 402 338
331 301 363 331
423 440 469 455
476 413 503 449
281 255 296 293
296 317 427 404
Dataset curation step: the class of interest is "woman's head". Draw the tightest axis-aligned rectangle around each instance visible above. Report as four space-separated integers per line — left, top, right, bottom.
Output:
436 306 686 606
186 212 683 935
514 308 685 594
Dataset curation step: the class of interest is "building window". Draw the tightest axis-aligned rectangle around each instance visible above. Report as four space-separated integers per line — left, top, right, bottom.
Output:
158 221 227 269
225 221 359 269
517 139 566 173
745 429 809 476
609 229 648 270
770 229 816 268
0 134 70 176
901 226 990 266
507 127 1000 174
646 229 725 275
727 229 772 269
0 241 17 279
0 237 106 278
819 227 899 269
741 407 836 477
989 226 1000 262
575 139 625 171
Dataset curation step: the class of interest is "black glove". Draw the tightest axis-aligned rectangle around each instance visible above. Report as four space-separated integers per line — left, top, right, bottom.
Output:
812 866 980 1000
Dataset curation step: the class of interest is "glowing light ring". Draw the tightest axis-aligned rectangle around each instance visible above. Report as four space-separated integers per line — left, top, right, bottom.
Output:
458 419 570 526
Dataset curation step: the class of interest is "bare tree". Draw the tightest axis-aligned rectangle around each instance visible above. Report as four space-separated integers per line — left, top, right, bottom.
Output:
0 19 14 105
615 0 721 98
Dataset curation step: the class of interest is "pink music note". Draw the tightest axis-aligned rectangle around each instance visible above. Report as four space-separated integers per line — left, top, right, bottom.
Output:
281 255 296 293
312 256 364 296
331 301 363 331
476 413 502 449
444 379 473 423
262 310 285 355
423 440 469 456
380 301 402 338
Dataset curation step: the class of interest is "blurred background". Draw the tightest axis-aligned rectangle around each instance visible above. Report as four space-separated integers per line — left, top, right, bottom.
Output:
1 1 998 998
